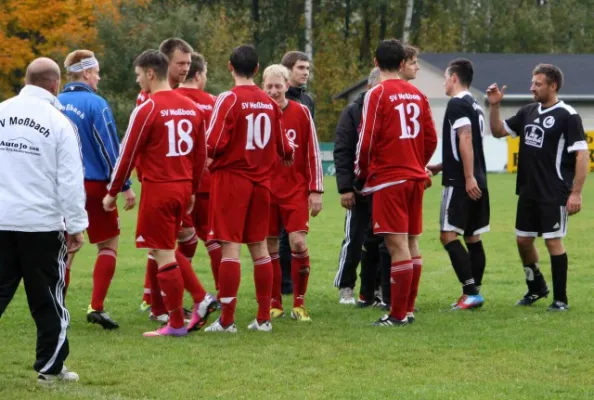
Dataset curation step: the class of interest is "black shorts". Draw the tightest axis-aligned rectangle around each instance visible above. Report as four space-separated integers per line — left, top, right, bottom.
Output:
515 196 568 239
440 186 490 236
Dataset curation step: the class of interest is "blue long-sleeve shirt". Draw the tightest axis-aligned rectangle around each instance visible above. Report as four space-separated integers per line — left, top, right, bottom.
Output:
58 82 131 191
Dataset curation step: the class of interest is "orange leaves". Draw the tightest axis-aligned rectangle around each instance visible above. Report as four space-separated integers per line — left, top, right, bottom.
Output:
0 0 145 99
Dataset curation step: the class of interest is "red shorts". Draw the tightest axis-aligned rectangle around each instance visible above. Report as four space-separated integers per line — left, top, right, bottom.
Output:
181 210 195 229
181 194 209 240
192 193 210 242
207 171 270 244
136 181 192 250
372 180 424 236
84 180 120 244
268 195 309 237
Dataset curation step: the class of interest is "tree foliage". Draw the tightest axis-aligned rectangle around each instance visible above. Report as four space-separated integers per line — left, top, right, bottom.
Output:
0 0 146 96
95 0 251 129
2 0 594 139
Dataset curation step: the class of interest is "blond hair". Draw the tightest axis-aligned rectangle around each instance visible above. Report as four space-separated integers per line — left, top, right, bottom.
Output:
64 49 96 81
262 64 290 82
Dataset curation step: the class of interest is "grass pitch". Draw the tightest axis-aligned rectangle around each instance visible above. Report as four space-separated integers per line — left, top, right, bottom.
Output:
1 174 593 399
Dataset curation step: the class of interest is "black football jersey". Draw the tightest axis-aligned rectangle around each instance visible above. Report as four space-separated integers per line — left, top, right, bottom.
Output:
441 91 487 188
504 101 587 205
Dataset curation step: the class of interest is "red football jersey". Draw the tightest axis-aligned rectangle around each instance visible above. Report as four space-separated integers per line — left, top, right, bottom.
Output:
134 90 151 181
355 79 437 193
176 87 216 194
206 85 294 188
136 90 150 107
175 88 216 122
272 100 323 202
108 90 207 196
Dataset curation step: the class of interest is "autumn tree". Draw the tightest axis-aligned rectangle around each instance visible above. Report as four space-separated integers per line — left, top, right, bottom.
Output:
0 0 145 100
96 0 251 129
3 0 593 140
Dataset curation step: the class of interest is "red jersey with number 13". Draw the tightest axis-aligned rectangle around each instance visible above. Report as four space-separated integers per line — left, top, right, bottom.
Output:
108 90 207 196
175 87 216 194
206 85 294 188
355 79 437 193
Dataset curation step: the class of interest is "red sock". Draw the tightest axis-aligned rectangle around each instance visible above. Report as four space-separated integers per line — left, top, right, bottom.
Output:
206 241 222 291
90 248 117 311
389 260 414 321
270 252 282 310
178 232 198 260
156 263 185 328
407 256 422 313
219 258 241 327
291 250 310 308
254 256 273 323
142 262 151 305
147 256 166 316
176 249 206 303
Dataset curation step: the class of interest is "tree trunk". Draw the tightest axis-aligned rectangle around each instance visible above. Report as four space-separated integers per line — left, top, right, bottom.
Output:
305 0 313 79
379 1 387 40
402 0 414 44
251 0 260 46
345 0 351 40
359 1 371 62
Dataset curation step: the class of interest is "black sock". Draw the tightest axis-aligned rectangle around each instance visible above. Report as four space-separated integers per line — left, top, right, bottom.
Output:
359 247 379 302
379 244 391 305
550 253 568 304
444 240 478 296
523 263 547 292
467 241 486 288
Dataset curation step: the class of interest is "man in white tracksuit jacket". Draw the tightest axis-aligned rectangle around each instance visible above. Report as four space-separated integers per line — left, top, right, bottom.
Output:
0 58 88 385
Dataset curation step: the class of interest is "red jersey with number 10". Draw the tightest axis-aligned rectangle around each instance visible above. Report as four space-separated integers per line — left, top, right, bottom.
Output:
206 85 294 188
108 90 207 196
175 87 216 194
355 79 437 193
272 100 323 201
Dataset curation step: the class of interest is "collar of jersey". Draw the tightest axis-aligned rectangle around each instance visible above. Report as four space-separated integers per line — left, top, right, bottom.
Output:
454 90 472 99
288 85 306 95
19 85 63 110
62 82 94 93
538 101 564 115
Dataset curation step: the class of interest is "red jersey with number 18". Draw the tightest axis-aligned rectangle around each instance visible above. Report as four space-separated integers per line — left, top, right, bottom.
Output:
108 90 207 196
206 85 294 188
355 79 437 193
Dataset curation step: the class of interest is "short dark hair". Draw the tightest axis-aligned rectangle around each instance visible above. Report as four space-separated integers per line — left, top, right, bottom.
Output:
403 45 419 61
532 63 563 92
230 45 258 78
447 58 474 87
158 38 193 60
134 50 169 80
281 51 310 71
375 39 405 72
187 52 206 81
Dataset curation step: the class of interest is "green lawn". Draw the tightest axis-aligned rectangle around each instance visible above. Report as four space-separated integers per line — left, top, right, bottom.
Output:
1 174 594 399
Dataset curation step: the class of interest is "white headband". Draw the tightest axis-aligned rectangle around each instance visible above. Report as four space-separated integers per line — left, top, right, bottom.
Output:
66 57 99 73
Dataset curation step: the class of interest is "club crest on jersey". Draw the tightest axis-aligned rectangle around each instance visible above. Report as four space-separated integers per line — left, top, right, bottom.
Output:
286 129 297 141
543 116 555 129
524 124 544 148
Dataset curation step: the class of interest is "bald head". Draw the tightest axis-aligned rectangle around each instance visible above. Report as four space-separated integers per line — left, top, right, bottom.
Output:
25 58 61 95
